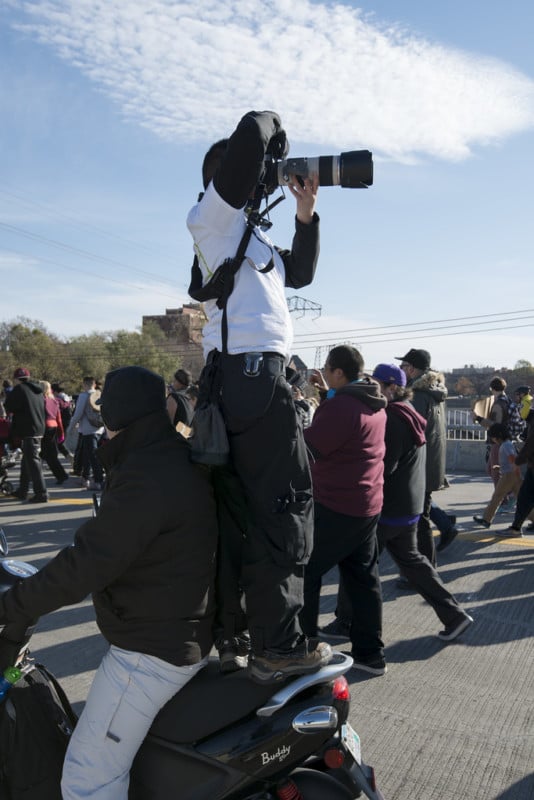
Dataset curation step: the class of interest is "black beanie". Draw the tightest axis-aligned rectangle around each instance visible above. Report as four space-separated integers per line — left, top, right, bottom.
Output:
97 366 166 431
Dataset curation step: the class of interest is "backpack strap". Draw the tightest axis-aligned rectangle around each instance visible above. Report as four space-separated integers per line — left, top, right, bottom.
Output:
34 663 78 728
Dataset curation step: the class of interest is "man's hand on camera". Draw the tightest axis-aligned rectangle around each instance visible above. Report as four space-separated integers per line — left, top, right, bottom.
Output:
288 175 319 224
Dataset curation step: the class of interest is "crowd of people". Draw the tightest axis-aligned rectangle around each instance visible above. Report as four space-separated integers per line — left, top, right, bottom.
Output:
0 109 532 799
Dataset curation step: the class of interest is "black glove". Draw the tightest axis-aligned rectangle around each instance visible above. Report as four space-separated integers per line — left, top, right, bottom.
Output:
0 635 25 671
266 129 289 161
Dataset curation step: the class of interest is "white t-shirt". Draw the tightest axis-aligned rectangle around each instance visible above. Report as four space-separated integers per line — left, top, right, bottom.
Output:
187 182 293 360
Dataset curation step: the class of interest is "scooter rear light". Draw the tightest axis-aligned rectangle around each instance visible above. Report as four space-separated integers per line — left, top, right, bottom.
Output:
324 747 345 769
276 779 304 799
331 675 350 702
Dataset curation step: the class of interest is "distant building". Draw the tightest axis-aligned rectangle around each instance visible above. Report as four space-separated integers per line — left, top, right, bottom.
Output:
142 305 206 378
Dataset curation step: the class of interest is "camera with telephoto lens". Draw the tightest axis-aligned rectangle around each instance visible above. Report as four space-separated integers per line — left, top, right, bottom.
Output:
263 148 373 194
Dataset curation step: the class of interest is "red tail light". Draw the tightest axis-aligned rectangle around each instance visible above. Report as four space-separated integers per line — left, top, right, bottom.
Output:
332 676 350 702
324 747 345 769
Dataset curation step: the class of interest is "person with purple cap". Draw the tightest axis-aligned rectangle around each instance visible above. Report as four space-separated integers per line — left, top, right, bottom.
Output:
395 349 458 562
5 367 48 503
324 364 473 645
372 363 473 641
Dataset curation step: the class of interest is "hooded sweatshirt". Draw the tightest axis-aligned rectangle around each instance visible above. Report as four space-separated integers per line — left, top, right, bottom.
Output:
4 380 45 438
304 377 387 517
381 400 427 522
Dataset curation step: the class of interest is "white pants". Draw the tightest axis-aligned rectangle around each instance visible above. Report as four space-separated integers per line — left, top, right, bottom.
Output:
61 646 207 800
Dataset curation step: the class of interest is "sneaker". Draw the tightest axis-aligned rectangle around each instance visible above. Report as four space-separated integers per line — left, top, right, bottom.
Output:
473 515 491 528
526 522 534 532
217 634 251 674
248 639 332 685
27 495 49 504
351 655 387 676
79 477 90 489
319 617 351 642
437 526 459 552
438 614 473 641
494 527 523 538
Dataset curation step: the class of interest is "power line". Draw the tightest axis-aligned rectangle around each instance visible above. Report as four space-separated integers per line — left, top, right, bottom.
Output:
0 222 178 289
293 308 534 340
293 321 534 352
0 185 178 265
1 247 181 300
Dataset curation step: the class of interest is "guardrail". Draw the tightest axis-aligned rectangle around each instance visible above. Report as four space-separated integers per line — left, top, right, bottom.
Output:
446 409 486 441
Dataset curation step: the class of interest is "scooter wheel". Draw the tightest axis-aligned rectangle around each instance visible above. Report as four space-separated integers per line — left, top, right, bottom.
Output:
290 767 353 799
2 482 14 495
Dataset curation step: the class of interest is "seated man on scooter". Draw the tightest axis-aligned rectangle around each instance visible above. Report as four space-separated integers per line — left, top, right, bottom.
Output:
0 366 218 800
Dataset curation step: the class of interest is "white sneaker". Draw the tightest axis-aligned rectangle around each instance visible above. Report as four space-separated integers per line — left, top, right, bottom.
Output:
438 614 474 642
78 478 90 489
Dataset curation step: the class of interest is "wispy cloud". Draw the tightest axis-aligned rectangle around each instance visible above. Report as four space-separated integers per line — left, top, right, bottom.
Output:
9 0 534 161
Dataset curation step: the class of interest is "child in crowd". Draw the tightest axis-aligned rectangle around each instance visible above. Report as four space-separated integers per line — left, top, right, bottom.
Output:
473 423 522 528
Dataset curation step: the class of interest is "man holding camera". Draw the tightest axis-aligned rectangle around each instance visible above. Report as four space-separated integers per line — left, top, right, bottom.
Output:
187 110 331 683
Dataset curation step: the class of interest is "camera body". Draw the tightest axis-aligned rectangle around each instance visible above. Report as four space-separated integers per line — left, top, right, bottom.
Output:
263 149 373 193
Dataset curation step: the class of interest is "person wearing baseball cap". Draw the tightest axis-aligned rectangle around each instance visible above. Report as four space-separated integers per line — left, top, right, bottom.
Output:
395 349 458 562
4 367 48 503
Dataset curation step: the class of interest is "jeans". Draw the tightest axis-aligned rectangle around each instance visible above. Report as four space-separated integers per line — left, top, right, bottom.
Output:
18 436 47 497
41 428 68 482
61 646 206 800
80 433 103 483
300 503 383 660
512 467 534 528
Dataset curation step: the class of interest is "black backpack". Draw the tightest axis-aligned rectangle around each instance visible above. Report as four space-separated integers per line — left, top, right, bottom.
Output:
0 662 77 799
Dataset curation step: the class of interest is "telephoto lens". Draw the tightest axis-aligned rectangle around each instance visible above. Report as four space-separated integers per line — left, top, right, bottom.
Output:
277 150 373 189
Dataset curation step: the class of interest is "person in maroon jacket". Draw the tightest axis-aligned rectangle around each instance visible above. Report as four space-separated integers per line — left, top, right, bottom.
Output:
300 345 388 676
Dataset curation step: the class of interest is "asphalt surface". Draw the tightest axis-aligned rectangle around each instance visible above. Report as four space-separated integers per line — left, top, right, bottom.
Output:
0 465 533 800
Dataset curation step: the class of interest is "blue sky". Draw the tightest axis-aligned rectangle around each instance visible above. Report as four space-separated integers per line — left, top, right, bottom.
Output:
1 0 533 373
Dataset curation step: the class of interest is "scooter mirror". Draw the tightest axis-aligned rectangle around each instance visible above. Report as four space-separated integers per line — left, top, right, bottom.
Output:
0 529 8 557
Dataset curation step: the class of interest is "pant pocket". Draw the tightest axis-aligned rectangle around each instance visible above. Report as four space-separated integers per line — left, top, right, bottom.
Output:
265 493 313 567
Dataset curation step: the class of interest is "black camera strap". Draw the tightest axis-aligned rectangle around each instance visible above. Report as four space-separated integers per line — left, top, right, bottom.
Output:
188 185 278 355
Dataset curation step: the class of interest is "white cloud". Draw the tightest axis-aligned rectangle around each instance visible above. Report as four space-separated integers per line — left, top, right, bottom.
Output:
9 0 534 161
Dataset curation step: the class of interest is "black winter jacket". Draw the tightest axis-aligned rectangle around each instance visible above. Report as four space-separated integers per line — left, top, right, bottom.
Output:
4 380 45 438
0 410 218 666
409 371 447 492
381 400 427 519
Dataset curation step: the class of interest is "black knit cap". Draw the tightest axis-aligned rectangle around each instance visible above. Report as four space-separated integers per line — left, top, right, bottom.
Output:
96 366 166 431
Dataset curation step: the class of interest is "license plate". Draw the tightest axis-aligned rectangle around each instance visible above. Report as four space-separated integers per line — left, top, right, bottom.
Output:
341 722 361 764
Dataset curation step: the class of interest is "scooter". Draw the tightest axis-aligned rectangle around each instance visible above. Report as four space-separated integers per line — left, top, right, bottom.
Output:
0 531 385 799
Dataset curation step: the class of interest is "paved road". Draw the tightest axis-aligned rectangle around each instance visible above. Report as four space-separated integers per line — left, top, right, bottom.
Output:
1 467 533 799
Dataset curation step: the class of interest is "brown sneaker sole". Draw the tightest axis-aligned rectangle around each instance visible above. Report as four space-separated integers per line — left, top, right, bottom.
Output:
248 643 333 685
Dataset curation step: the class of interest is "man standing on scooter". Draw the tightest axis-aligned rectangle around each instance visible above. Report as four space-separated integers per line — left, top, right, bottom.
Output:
0 366 218 800
187 110 331 683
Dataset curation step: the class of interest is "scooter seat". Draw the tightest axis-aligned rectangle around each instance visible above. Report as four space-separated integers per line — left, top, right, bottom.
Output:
148 657 288 744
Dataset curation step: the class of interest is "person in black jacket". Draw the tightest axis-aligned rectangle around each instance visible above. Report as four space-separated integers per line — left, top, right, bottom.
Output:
0 366 218 800
373 364 473 642
4 367 48 503
187 110 331 684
